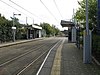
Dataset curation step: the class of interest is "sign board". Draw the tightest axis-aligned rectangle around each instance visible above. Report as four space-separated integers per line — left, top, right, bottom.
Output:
12 27 16 29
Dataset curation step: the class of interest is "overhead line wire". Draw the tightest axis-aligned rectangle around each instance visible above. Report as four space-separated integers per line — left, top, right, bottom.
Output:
40 0 59 22
0 0 22 14
0 0 35 20
53 0 63 19
9 0 43 20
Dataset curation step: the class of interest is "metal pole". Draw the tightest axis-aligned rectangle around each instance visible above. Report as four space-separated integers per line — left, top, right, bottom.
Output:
26 17 27 25
83 0 91 64
13 12 15 42
33 19 34 25
12 13 21 42
13 12 15 27
26 17 28 39
86 0 89 35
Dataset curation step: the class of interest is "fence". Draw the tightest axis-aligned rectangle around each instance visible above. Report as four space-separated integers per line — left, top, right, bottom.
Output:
92 30 100 62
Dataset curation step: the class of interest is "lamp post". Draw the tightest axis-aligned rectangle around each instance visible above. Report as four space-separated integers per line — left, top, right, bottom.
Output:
83 0 92 64
26 17 29 39
12 12 21 42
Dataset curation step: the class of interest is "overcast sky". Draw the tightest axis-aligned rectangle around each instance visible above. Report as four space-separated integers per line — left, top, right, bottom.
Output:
0 0 79 30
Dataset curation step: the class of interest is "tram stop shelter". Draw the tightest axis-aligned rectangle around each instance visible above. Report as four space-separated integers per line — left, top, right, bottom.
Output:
24 24 42 39
60 20 76 42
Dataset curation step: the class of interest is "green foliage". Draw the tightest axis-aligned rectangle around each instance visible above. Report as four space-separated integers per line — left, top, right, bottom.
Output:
40 22 60 37
75 0 100 61
0 13 26 42
0 13 60 42
74 0 97 47
0 15 12 42
92 33 100 62
74 0 97 29
92 34 100 54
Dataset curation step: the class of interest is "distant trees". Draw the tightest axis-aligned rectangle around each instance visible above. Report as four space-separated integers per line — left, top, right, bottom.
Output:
40 22 60 37
0 13 61 43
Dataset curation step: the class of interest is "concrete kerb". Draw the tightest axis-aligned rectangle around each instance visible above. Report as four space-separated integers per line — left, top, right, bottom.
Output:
92 56 100 66
0 38 43 48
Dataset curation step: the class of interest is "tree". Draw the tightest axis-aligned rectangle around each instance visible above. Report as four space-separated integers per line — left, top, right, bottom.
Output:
0 15 12 42
40 22 60 37
74 0 97 30
40 22 52 36
52 25 60 35
0 13 26 42
75 0 100 62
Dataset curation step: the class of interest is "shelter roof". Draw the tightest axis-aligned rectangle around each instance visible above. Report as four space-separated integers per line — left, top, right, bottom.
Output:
60 20 75 27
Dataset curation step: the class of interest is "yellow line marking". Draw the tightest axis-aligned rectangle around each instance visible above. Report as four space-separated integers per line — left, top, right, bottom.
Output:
51 39 65 75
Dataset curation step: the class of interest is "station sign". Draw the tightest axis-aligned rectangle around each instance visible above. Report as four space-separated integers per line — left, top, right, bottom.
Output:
60 20 74 27
12 27 16 30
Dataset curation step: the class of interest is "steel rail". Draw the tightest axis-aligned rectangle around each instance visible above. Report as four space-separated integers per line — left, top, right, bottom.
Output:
0 43 46 67
36 39 61 75
16 40 61 75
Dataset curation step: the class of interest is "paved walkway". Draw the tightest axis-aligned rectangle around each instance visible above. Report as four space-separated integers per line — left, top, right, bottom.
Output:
60 38 100 75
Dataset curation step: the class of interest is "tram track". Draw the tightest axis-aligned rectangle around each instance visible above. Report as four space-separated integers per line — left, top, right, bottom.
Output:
0 41 43 64
16 39 61 75
0 38 60 75
0 44 45 67
0 39 56 66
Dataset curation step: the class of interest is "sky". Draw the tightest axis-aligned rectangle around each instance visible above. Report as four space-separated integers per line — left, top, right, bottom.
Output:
0 0 79 31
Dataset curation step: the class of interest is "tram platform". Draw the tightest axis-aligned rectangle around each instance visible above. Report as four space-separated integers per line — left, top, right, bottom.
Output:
38 38 100 75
